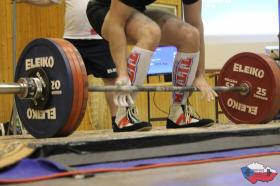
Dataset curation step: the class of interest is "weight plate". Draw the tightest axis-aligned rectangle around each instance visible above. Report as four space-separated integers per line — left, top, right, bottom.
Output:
51 38 88 136
218 52 280 124
15 38 88 138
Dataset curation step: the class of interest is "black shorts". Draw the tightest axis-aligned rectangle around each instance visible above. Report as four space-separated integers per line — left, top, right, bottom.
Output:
66 39 117 79
87 0 156 35
120 0 156 10
87 0 109 36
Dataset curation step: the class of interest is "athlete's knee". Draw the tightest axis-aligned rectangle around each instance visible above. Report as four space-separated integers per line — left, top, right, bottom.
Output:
138 22 161 50
177 25 200 51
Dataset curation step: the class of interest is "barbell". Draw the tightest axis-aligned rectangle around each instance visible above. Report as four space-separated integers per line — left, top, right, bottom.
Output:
0 38 280 138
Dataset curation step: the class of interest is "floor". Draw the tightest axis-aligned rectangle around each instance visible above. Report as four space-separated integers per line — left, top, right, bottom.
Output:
7 155 280 186
2 123 280 186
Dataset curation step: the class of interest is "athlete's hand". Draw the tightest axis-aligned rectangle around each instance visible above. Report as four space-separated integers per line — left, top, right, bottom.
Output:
114 76 134 107
193 75 218 102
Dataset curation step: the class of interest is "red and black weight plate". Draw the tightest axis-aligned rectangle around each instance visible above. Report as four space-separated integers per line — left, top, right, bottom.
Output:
50 38 88 136
218 52 280 124
14 38 88 138
62 40 88 135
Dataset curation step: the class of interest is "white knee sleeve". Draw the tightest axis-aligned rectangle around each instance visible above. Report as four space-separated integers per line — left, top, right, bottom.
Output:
172 51 200 104
127 46 154 100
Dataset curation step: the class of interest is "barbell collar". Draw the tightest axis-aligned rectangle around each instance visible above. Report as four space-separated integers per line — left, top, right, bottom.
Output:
17 78 43 100
0 78 43 99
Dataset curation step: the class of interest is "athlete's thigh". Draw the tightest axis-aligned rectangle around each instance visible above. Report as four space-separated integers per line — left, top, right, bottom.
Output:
125 11 158 44
145 9 192 45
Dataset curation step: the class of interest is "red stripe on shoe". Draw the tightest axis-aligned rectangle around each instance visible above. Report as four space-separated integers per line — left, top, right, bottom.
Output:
175 114 186 125
175 114 194 125
118 117 130 128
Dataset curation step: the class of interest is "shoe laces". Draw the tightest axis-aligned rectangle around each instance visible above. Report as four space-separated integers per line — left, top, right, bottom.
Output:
184 105 200 121
127 105 141 123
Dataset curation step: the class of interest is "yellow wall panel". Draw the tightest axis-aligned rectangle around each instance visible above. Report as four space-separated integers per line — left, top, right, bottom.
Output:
0 1 14 123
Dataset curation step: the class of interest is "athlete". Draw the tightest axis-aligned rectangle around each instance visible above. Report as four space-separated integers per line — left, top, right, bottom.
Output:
87 0 217 129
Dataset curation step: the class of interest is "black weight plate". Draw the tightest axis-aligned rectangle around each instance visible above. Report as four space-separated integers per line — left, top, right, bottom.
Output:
15 38 74 138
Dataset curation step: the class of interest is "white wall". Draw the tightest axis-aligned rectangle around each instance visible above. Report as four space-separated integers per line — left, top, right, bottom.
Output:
204 35 278 69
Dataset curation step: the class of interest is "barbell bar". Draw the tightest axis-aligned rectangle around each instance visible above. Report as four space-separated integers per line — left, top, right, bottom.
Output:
0 82 27 94
1 38 280 138
0 81 249 95
88 84 249 93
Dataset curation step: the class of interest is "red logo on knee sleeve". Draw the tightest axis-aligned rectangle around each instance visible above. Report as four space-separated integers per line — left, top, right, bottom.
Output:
174 93 184 103
127 52 140 83
173 58 192 103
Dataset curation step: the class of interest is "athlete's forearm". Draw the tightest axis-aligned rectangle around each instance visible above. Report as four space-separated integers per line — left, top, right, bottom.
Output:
108 23 129 77
196 20 205 77
105 0 134 77
183 1 205 77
